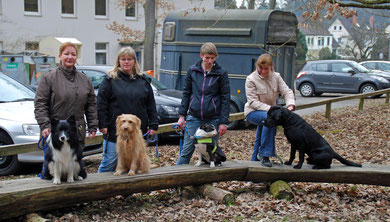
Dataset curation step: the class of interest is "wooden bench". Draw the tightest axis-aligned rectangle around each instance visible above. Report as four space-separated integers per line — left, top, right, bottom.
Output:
1 161 389 220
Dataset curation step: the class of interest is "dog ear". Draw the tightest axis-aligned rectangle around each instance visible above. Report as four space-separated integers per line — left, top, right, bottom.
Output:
51 118 59 128
66 115 76 125
116 115 122 127
273 108 282 121
135 116 141 128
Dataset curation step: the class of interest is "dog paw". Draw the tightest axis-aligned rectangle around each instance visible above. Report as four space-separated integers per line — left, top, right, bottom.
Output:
194 162 201 167
210 162 215 168
113 171 122 176
75 176 83 181
53 178 61 184
284 161 292 165
67 178 74 183
127 171 135 176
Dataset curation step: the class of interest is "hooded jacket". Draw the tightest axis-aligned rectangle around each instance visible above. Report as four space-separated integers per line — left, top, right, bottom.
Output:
34 64 98 143
179 60 230 124
97 70 158 142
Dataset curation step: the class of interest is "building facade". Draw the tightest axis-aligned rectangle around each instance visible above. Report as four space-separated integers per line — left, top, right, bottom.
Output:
0 0 214 70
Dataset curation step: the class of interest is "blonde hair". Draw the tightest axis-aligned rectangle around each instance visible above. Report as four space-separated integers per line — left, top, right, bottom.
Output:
200 42 218 57
109 47 141 79
256 54 273 68
59 42 78 56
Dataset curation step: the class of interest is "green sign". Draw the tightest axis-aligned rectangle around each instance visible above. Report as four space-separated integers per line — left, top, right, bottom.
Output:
6 63 18 69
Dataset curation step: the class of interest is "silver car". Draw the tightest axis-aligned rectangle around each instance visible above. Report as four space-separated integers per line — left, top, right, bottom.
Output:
0 73 101 176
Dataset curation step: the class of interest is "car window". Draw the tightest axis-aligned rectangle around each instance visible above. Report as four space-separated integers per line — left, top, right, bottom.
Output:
349 61 369 73
0 74 35 102
362 62 375 70
331 63 353 73
312 63 328 72
378 62 390 70
80 70 106 89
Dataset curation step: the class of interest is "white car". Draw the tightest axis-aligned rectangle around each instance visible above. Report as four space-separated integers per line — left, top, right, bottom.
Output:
0 73 101 176
359 61 390 72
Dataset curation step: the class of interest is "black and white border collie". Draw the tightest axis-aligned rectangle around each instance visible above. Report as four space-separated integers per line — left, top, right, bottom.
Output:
41 116 87 184
193 123 226 168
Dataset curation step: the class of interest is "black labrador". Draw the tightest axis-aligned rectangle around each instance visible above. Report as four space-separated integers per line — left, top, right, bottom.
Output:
263 106 362 169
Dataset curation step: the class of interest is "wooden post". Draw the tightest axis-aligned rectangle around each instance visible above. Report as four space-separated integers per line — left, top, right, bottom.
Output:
385 92 389 104
325 102 331 120
192 184 234 204
359 98 364 110
269 180 294 200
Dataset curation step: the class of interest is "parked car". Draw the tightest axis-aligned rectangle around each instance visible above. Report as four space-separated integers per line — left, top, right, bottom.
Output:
0 72 102 176
76 66 182 136
359 61 390 72
296 60 390 97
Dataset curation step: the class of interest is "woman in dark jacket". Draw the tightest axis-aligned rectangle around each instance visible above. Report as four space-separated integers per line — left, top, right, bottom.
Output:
97 46 158 173
34 42 98 147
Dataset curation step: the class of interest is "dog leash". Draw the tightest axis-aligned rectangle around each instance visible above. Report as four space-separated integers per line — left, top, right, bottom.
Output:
144 131 159 158
37 135 48 179
172 124 191 155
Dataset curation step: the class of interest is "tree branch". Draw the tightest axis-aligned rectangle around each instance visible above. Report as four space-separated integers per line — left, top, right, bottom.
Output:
328 0 390 9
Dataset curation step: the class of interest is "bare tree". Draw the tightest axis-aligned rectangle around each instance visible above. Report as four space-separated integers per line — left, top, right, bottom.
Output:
144 0 156 71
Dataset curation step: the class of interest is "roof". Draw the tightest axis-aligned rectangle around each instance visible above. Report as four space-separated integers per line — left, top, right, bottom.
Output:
332 37 340 48
299 20 332 36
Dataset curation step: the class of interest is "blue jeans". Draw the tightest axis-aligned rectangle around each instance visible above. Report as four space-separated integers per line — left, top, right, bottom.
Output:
176 115 220 165
246 111 276 161
98 140 117 173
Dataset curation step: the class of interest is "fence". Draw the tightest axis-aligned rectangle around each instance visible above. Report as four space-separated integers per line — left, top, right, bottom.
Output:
1 88 390 157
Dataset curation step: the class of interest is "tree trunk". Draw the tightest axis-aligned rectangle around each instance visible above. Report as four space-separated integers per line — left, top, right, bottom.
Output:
269 0 276 9
143 0 156 71
248 0 255 9
192 184 234 204
269 180 294 200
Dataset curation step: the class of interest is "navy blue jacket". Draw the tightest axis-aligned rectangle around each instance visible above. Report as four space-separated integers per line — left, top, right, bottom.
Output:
179 60 230 124
97 71 158 142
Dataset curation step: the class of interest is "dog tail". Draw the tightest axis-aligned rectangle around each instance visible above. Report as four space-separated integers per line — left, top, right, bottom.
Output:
334 153 362 167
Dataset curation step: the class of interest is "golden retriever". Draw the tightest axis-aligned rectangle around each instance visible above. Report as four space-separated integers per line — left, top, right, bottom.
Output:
114 114 151 176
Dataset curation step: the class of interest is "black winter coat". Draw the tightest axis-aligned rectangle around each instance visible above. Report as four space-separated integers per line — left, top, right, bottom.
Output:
179 60 230 124
97 71 159 142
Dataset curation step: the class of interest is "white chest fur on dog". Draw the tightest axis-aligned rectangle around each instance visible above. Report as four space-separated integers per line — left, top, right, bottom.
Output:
47 134 80 184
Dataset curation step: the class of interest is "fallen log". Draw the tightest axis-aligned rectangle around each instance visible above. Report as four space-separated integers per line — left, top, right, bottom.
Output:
269 180 294 200
192 184 234 204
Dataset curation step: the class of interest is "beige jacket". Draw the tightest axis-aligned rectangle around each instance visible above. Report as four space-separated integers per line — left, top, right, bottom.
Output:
244 70 295 116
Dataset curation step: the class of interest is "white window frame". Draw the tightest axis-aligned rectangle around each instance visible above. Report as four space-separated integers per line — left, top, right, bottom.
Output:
95 42 108 65
125 0 137 20
95 0 108 19
24 0 41 16
61 0 77 18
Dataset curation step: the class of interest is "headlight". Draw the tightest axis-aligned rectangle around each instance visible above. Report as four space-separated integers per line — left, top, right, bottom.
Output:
371 76 389 83
22 124 40 136
161 105 179 115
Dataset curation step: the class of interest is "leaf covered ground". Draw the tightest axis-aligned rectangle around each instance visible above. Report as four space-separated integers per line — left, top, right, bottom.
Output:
8 99 390 221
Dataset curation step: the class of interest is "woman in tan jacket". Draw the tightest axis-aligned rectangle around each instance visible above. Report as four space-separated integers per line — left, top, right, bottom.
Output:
244 54 295 167
34 42 98 147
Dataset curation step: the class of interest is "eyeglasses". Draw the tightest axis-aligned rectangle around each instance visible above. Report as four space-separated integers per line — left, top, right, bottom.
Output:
120 58 134 62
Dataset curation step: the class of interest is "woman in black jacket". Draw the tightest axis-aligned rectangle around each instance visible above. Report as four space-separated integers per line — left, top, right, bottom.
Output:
97 46 158 172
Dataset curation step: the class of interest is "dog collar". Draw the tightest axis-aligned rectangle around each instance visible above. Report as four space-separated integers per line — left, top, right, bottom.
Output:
196 138 217 153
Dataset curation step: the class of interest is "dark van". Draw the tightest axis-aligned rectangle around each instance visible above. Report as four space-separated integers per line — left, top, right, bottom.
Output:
159 9 298 129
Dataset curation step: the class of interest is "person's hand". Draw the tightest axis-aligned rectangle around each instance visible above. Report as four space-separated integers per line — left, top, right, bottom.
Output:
100 128 108 135
287 105 295 111
41 128 51 138
218 124 228 137
178 116 186 129
149 129 157 135
89 131 96 139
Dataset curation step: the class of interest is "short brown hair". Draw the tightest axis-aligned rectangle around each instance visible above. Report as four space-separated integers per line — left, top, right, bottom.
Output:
256 54 273 68
59 42 78 56
200 42 218 57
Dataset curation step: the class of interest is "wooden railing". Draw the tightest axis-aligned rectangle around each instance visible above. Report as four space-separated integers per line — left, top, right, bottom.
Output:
1 88 389 157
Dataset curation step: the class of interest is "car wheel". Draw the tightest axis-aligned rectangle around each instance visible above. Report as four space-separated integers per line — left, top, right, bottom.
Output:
0 132 21 176
299 83 315 97
227 102 240 130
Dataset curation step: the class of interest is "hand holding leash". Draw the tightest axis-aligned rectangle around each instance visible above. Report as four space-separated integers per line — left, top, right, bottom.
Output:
177 116 186 129
99 128 108 134
218 124 227 136
41 128 51 138
89 131 96 139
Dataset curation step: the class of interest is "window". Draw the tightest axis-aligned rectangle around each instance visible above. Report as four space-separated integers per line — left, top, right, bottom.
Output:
339 26 342 30
24 0 41 16
125 0 136 19
332 63 352 73
362 62 375 70
313 63 328 72
95 0 107 18
62 0 76 17
327 37 330 46
338 38 342 43
378 62 390 70
95 43 108 65
25 42 39 51
318 37 324 46
333 26 336 30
